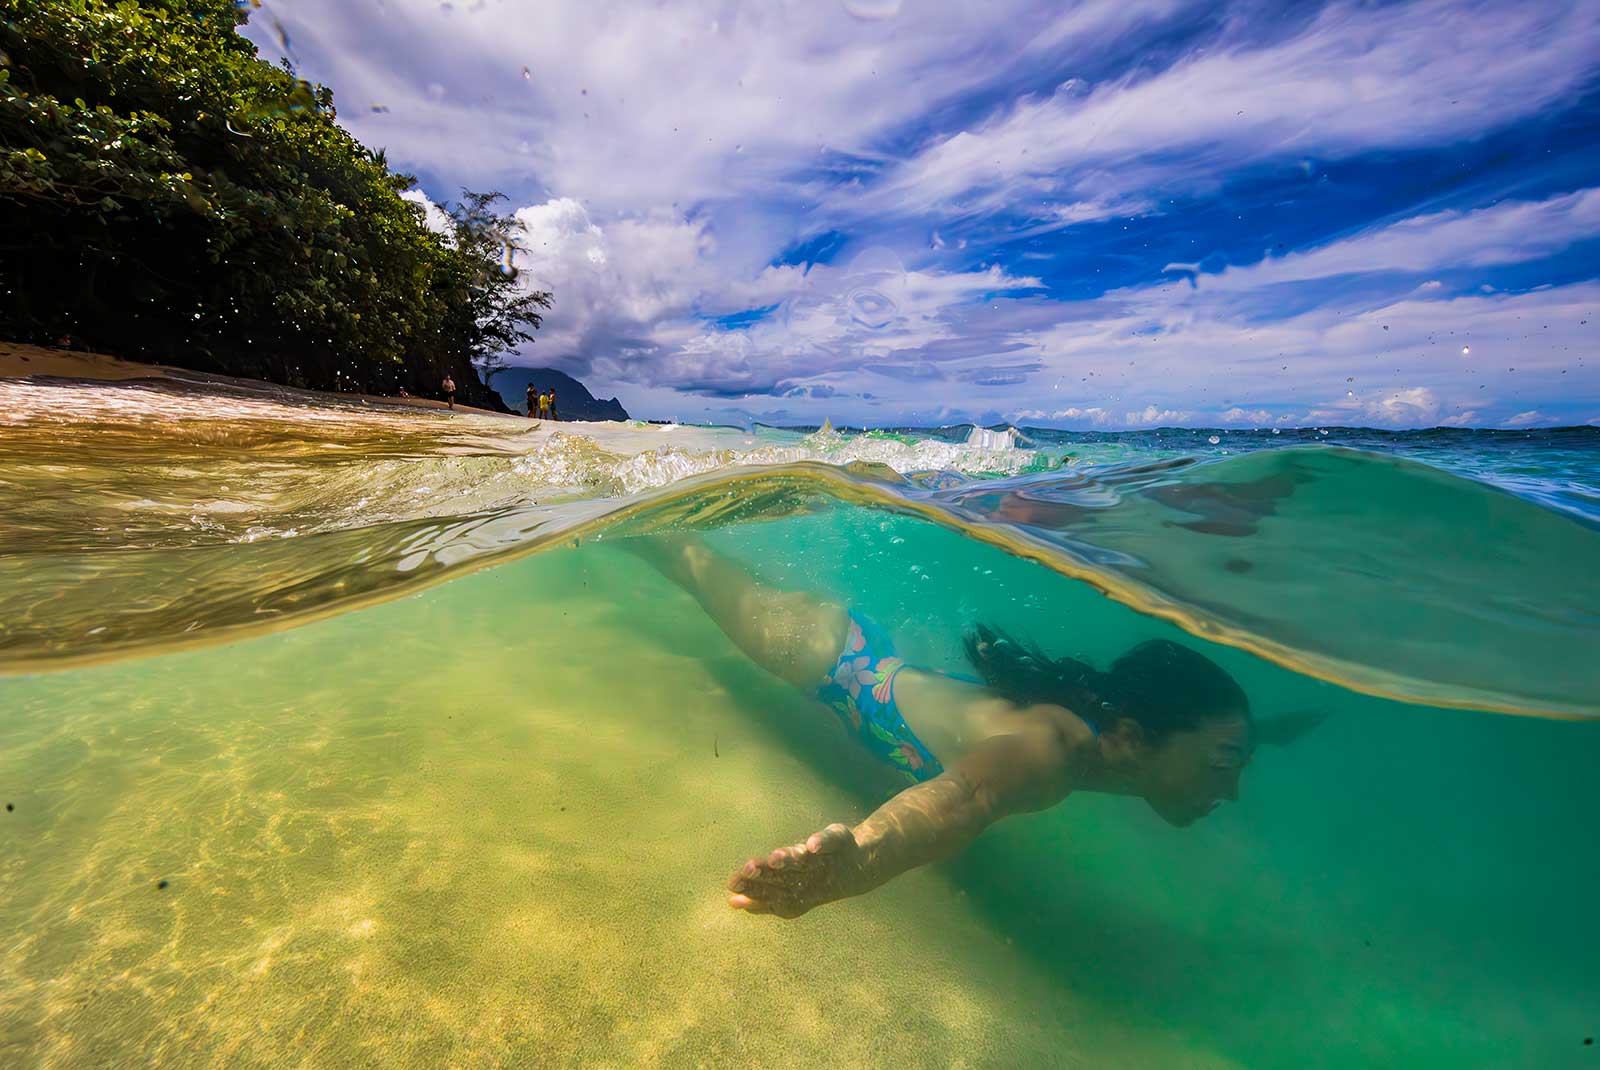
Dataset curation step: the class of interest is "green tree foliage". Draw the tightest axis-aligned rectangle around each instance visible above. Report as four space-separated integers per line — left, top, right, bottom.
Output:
442 190 553 392
0 0 550 407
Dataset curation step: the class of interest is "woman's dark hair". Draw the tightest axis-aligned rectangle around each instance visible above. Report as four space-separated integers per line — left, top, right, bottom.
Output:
963 624 1250 742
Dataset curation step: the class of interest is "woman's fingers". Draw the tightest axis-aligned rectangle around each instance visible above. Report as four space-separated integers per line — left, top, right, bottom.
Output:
729 892 773 914
729 856 799 892
730 889 807 917
806 823 854 854
728 858 820 899
766 841 811 869
730 869 791 897
727 826 856 916
727 859 758 890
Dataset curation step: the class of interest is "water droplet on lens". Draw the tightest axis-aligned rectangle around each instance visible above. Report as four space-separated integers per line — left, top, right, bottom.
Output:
841 0 903 19
1461 345 1470 354
837 247 907 331
1207 435 1220 445
847 288 894 328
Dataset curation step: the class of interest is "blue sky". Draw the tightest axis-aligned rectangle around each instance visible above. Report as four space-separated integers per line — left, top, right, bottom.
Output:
244 0 1600 428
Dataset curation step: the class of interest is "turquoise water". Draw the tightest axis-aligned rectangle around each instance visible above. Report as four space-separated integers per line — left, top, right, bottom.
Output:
727 508 1600 1066
1 379 1597 1067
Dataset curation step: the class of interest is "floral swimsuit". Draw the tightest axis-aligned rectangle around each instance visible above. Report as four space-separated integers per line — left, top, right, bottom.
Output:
816 610 945 784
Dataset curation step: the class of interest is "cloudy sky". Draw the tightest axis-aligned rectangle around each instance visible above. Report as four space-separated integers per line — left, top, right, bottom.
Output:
243 0 1600 428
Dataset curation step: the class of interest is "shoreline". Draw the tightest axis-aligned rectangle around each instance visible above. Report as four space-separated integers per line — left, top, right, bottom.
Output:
0 341 524 420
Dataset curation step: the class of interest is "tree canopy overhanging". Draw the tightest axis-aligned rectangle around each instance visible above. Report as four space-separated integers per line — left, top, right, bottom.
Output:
0 0 550 407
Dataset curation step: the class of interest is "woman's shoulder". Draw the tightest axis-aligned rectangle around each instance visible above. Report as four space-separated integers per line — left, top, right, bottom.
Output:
967 689 1096 747
1010 695 1093 732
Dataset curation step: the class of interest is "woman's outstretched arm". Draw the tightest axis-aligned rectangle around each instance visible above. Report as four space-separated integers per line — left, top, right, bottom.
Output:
727 705 1084 917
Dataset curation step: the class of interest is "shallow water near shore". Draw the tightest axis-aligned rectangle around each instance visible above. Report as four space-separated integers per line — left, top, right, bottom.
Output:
2 378 1598 1068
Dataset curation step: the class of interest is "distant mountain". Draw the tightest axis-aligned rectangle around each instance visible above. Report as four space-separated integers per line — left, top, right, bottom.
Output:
493 368 630 421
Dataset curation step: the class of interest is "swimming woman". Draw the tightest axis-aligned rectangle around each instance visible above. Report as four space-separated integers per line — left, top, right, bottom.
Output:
629 533 1320 919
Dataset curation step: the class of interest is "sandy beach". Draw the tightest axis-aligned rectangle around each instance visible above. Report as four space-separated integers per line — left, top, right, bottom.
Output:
0 341 522 420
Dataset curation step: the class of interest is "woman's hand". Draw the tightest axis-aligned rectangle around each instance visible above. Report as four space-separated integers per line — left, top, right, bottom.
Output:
727 823 868 918
725 722 1081 920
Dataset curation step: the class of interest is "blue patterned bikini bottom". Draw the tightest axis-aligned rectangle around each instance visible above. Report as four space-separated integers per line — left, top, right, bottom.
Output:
815 609 945 784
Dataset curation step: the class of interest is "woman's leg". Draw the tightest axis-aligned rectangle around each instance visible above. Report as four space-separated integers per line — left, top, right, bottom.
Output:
626 534 848 691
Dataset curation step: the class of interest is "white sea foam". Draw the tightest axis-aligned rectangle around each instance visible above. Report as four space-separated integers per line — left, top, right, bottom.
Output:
0 378 1042 546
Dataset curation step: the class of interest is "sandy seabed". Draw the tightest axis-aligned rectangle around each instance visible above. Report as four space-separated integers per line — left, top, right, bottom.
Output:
0 542 1228 1070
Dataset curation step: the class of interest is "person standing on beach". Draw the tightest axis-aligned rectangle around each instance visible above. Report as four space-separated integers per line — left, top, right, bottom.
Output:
547 389 559 422
537 390 551 419
526 383 539 418
442 374 456 410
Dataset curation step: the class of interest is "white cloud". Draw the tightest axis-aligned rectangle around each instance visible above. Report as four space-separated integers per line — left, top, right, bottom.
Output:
1179 188 1600 290
1012 406 1115 425
516 195 1598 425
1052 406 1113 424
399 188 452 236
579 247 1597 426
513 198 721 337
855 1 1600 220
241 1 1600 428
507 197 808 371
627 255 1042 394
1308 386 1445 427
257 0 1599 233
1504 409 1556 427
252 0 1181 215
506 195 1044 395
1125 404 1193 426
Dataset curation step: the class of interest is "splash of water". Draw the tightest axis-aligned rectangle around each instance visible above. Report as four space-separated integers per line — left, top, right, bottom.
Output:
2 377 1597 721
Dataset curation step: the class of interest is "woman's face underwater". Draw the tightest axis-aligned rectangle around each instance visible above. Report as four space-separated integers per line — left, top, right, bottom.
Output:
1138 713 1253 827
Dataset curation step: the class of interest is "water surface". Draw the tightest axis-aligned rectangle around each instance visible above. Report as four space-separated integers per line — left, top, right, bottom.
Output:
2 376 1597 1068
